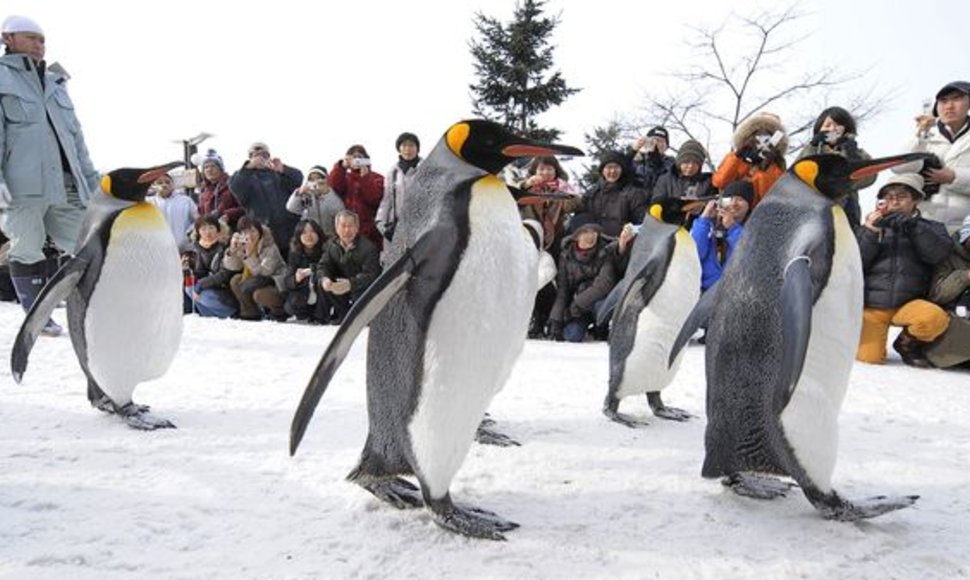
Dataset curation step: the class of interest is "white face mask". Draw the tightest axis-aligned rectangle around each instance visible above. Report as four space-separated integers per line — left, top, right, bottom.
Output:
754 130 784 154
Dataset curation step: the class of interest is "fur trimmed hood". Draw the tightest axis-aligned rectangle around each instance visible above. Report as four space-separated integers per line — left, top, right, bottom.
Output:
733 112 788 153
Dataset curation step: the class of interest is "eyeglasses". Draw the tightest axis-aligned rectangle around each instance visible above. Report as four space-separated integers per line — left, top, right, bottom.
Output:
881 192 914 202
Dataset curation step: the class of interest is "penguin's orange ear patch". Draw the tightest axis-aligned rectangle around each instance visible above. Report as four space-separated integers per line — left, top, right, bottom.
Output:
100 174 113 196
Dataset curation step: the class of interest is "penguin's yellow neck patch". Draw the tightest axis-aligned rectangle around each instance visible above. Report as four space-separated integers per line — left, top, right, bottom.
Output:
113 202 167 233
794 161 819 191
447 123 470 157
649 204 663 221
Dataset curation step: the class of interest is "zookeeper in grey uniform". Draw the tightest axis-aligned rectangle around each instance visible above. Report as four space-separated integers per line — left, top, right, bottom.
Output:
1 15 100 336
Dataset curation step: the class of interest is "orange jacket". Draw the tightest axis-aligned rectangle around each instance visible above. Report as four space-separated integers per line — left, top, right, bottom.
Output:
712 152 785 208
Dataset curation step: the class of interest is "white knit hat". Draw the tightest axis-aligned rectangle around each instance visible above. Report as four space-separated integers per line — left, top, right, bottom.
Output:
1 15 44 36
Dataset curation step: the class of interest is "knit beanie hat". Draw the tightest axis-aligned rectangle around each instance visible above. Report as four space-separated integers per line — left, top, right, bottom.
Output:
395 132 420 152
200 149 224 171
724 180 755 206
306 165 329 179
676 140 707 166
598 150 629 177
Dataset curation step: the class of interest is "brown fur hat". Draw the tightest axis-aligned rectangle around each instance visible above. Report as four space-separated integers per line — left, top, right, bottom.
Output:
733 112 788 154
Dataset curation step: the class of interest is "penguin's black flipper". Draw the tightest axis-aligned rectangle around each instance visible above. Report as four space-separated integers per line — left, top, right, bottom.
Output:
10 257 89 383
290 232 443 456
668 280 719 368
776 256 813 413
598 235 673 327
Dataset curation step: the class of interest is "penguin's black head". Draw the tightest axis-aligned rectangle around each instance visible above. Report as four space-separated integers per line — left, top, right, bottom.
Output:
792 153 936 200
100 161 184 202
445 119 584 175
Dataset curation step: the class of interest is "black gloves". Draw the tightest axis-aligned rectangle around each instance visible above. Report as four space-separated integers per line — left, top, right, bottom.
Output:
548 320 564 342
877 212 917 234
736 146 760 165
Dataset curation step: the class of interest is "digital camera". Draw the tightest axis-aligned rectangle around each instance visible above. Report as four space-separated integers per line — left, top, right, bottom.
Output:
352 157 371 168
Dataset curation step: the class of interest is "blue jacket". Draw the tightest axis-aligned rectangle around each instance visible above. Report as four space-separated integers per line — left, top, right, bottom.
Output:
690 216 743 291
0 54 99 204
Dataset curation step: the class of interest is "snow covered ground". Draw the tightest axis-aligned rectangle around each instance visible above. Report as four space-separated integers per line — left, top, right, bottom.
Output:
1 302 968 579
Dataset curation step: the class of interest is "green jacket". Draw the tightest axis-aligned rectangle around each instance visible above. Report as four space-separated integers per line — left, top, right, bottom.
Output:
0 54 99 204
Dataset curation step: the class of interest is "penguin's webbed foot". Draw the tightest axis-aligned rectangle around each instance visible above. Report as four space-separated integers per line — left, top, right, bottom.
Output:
816 494 919 521
474 423 520 447
723 472 796 500
429 498 518 541
647 392 693 422
90 395 117 414
603 407 650 429
650 405 693 422
362 478 424 510
119 404 175 431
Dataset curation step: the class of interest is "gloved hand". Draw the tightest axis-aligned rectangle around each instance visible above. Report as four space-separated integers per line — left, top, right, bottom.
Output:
838 135 860 157
330 278 352 295
877 212 917 233
0 182 11 209
810 131 828 147
736 146 760 165
548 320 564 342
568 303 586 319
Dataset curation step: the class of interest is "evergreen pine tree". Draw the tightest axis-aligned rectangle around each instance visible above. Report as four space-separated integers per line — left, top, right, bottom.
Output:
469 0 579 142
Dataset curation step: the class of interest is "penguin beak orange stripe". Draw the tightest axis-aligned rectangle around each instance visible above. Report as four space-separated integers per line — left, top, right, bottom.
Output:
137 161 185 184
502 143 584 157
849 161 905 181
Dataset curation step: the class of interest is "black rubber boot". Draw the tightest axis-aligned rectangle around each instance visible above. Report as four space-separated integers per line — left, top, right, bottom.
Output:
9 260 62 337
892 330 932 368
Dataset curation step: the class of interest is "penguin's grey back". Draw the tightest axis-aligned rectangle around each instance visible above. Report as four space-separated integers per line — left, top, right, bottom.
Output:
703 175 835 477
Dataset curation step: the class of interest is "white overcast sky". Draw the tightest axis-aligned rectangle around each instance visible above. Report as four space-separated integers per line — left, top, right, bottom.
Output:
6 0 963 203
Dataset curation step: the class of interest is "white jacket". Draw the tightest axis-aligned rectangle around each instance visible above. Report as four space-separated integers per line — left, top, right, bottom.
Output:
895 121 970 232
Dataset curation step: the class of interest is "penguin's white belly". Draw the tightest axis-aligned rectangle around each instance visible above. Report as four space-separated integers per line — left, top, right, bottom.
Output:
780 208 862 492
409 180 535 498
617 234 700 399
84 205 183 405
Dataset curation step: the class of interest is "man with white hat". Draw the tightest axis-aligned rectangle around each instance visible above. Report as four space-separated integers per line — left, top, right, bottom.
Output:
1 15 100 336
896 80 970 232
856 173 954 367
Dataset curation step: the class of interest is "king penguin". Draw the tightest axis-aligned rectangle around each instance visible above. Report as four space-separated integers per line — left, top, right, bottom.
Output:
11 162 185 430
597 201 701 427
290 120 583 540
670 152 933 520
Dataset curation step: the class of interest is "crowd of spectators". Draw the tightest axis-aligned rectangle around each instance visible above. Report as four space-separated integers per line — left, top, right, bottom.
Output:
1 14 966 369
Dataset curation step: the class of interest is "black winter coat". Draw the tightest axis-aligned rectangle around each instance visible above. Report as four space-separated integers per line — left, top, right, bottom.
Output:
650 170 716 205
283 243 325 292
627 149 675 194
229 164 303 254
857 214 953 308
315 236 381 294
580 180 648 237
190 240 233 291
550 238 617 323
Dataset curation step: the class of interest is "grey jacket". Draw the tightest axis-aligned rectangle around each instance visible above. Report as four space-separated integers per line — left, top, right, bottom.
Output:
0 54 99 204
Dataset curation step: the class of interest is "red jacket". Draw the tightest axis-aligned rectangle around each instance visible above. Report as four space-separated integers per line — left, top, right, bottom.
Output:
198 175 244 227
328 162 385 249
712 152 784 209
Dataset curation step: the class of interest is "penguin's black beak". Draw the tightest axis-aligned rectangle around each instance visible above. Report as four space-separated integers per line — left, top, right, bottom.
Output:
794 152 936 199
846 152 936 182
